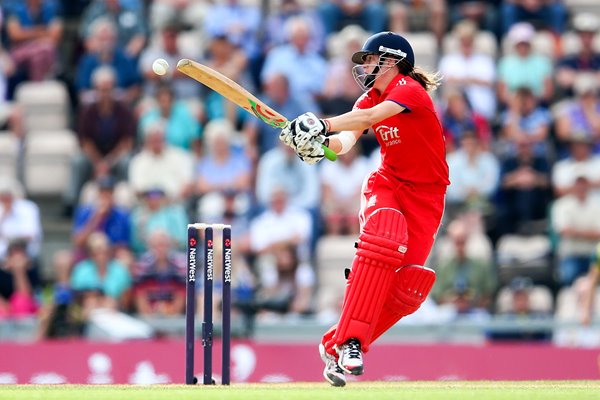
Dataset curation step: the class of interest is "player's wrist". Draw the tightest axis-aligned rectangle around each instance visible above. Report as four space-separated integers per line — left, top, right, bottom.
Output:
322 119 332 133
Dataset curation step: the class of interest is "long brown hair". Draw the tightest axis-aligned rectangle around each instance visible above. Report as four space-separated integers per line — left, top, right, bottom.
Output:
398 60 442 92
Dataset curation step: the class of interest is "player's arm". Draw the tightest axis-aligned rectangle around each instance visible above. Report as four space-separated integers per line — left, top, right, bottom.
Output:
325 100 406 134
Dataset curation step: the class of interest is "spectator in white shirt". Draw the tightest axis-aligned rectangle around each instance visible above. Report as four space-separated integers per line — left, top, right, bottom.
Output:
438 20 496 119
250 186 312 261
128 120 194 201
446 132 500 213
0 178 42 262
551 176 600 285
552 136 600 198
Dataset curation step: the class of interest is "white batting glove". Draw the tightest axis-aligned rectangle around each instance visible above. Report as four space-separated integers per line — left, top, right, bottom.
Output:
292 112 328 152
279 120 297 150
297 139 325 165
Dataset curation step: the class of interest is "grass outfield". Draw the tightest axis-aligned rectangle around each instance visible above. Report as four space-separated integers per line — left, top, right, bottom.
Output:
1 381 599 400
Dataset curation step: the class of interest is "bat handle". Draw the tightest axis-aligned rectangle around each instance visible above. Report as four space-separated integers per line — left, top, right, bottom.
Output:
322 144 337 161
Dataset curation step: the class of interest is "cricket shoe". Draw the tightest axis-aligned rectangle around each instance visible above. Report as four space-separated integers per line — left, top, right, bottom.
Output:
319 343 346 387
337 338 364 376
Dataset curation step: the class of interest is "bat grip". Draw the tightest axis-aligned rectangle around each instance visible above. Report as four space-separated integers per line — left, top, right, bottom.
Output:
322 144 337 161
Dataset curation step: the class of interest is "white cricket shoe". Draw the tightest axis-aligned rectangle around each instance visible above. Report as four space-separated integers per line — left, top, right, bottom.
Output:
337 338 364 376
319 343 346 387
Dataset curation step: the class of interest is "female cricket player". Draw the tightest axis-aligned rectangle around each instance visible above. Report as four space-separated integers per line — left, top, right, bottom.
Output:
279 31 449 387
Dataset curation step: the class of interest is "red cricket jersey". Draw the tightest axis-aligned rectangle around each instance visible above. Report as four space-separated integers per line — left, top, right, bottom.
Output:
355 74 450 187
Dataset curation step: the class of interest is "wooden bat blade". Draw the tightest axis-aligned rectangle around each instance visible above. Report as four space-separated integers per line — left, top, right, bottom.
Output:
177 58 287 128
177 58 337 161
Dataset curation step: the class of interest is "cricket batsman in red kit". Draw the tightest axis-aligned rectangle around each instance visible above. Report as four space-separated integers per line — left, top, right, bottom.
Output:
279 31 449 387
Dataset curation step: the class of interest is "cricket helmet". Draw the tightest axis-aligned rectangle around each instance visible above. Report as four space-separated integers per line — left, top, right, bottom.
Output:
351 31 415 67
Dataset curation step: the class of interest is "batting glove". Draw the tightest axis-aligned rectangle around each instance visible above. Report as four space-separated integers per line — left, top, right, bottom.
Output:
297 138 325 165
292 112 329 152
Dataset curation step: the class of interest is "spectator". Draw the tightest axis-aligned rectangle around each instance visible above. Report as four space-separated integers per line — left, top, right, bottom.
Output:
5 0 63 81
555 74 600 154
556 13 600 96
194 119 252 200
489 277 552 341
497 22 553 105
203 0 261 65
139 22 201 99
243 73 305 158
0 178 42 262
250 186 313 261
551 176 600 286
432 219 496 313
264 0 326 54
438 20 497 119
132 230 187 316
500 0 566 35
0 240 39 319
71 232 131 314
75 18 139 99
388 0 446 43
446 133 500 214
497 141 551 235
320 144 371 235
552 136 600 197
130 189 188 255
149 0 208 31
80 0 147 58
581 242 600 325
72 176 131 259
499 87 552 159
65 66 135 212
0 6 15 106
318 0 386 35
203 35 251 125
255 141 320 212
441 90 492 152
139 83 202 153
446 0 499 34
261 16 328 113
129 120 194 200
320 25 367 117
253 244 315 316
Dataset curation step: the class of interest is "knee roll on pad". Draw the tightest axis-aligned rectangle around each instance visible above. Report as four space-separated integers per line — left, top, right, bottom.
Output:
387 265 436 315
331 208 409 352
369 265 436 345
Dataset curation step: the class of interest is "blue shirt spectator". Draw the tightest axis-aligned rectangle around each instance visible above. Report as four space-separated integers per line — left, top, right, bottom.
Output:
261 17 327 113
71 232 131 300
72 179 131 254
71 258 131 299
80 0 147 57
130 190 189 255
139 85 201 151
203 0 261 58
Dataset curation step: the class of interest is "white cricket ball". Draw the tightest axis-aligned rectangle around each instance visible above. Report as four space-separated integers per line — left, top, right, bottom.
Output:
152 58 169 76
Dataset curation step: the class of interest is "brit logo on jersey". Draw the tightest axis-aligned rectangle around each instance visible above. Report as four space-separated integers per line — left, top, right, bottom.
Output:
376 125 402 147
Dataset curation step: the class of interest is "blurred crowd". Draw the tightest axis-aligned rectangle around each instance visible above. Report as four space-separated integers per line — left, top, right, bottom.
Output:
0 0 600 341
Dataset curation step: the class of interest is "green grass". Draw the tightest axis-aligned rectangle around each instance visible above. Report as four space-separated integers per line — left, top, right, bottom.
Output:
1 381 599 400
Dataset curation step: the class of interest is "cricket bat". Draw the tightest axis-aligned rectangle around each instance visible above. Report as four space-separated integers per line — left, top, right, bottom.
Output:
176 58 337 161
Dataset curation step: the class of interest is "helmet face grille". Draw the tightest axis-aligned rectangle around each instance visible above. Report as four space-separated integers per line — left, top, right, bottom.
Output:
351 55 402 92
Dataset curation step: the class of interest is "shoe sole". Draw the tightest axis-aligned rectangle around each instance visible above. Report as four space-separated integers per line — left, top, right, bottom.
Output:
319 344 346 387
323 368 346 387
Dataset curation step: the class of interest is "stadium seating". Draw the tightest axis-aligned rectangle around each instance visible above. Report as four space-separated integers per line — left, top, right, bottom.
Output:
24 131 77 195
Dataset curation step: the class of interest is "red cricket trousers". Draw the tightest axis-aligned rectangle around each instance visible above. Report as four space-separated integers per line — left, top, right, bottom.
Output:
323 170 446 352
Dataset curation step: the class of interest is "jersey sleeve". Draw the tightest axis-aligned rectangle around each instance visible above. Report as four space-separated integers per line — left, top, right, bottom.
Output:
385 81 422 112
